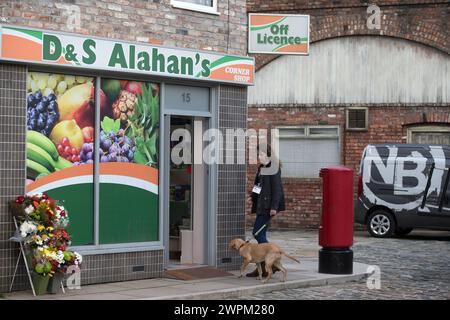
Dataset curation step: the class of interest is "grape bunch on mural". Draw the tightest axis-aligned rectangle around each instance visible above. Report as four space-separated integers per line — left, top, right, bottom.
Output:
26 72 160 184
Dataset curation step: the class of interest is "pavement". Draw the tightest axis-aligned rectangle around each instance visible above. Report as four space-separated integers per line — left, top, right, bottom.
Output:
240 229 450 300
2 230 371 300
5 229 449 300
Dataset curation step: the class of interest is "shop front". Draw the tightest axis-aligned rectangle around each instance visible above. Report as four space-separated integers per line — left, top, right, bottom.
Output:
0 25 253 290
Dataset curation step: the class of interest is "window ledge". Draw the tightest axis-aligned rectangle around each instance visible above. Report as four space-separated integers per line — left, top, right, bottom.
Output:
70 244 164 256
346 128 369 132
171 1 220 15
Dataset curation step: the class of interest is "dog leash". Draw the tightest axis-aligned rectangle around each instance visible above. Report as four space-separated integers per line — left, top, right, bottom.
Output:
246 216 273 243
253 220 269 237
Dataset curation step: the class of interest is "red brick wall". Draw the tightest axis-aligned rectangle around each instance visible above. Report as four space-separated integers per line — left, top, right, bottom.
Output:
246 1 449 230
247 1 450 70
246 175 323 230
245 105 450 229
248 0 448 11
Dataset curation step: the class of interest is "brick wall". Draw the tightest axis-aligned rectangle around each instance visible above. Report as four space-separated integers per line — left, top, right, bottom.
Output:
245 0 449 230
248 0 448 11
0 0 247 55
245 105 450 230
247 1 450 70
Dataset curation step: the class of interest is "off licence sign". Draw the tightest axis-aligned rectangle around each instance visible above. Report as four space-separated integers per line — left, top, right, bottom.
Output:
248 14 309 55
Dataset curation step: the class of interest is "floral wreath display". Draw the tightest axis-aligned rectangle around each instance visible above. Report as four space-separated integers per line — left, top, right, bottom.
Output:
10 193 82 294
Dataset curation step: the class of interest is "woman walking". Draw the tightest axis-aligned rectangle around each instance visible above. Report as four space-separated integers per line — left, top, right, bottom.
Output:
247 143 285 277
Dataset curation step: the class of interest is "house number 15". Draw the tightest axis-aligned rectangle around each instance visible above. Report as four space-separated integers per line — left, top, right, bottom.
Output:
182 92 191 103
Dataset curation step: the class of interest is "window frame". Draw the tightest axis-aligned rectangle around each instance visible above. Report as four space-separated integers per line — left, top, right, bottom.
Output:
27 67 164 255
407 125 450 144
307 126 340 138
276 125 340 139
170 0 219 15
346 107 369 131
275 126 306 139
276 125 341 178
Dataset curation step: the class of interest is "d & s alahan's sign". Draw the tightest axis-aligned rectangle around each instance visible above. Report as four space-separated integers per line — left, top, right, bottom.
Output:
0 25 254 85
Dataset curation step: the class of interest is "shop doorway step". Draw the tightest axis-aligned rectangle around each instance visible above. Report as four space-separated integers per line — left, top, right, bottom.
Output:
164 266 234 281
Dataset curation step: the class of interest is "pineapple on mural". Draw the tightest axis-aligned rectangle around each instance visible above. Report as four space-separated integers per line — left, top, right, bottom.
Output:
112 90 138 123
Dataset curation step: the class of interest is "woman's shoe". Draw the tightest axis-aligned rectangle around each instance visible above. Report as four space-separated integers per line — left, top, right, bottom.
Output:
246 262 268 277
261 262 268 277
246 268 259 277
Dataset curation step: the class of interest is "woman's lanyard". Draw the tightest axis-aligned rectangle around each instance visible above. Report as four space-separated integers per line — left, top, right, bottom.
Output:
252 166 263 194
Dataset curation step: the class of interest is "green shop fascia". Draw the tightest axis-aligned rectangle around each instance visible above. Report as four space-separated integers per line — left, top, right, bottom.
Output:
0 24 254 286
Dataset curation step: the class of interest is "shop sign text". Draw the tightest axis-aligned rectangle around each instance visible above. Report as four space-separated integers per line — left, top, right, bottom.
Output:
0 25 254 85
248 14 309 55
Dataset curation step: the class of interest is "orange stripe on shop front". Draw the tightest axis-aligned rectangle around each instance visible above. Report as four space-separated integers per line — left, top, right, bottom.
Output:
250 15 284 27
26 163 159 193
275 43 308 53
99 163 158 185
1 35 42 61
210 64 254 84
26 164 94 193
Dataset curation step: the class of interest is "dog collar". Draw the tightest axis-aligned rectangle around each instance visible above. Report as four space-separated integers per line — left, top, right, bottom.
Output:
238 241 249 251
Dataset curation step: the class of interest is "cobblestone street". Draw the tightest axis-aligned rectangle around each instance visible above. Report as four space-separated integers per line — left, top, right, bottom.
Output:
237 230 450 300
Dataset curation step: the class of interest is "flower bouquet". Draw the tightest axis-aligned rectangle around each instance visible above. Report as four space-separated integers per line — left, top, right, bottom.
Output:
10 193 81 295
11 193 69 228
44 248 82 294
30 249 54 295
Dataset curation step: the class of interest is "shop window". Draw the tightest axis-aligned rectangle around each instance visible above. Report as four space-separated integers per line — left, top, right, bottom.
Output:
346 107 368 131
407 125 450 145
26 72 160 247
26 72 95 246
171 0 218 15
98 78 160 244
277 126 340 178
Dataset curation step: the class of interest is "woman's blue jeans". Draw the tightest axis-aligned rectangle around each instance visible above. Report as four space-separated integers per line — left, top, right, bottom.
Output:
252 214 271 243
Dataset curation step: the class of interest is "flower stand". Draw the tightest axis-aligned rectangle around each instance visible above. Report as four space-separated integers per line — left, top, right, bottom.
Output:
32 273 50 295
9 217 36 296
9 194 79 296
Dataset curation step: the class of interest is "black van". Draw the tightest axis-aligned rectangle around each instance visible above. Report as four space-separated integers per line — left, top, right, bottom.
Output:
355 144 450 238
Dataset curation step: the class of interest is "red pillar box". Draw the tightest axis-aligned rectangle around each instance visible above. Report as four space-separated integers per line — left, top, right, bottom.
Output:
318 166 354 274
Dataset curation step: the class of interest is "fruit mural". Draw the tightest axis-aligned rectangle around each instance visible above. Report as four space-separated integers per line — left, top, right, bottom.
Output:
26 72 96 245
26 72 160 245
26 73 96 178
98 78 159 244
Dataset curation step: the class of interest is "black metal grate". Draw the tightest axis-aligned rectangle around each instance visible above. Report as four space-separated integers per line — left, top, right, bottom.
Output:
347 108 367 130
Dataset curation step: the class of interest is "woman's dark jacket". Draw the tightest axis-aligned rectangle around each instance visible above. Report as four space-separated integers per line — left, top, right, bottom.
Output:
251 163 285 215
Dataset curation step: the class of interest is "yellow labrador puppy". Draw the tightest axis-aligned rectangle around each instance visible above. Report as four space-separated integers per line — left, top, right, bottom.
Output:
229 238 300 283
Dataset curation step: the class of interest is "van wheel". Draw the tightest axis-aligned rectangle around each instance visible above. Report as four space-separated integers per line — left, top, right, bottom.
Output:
395 228 413 237
367 210 396 238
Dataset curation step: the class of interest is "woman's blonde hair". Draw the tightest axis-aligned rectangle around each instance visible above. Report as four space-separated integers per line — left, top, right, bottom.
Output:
257 143 282 168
